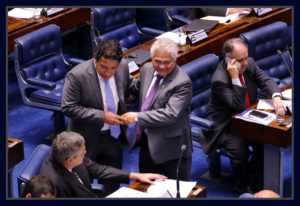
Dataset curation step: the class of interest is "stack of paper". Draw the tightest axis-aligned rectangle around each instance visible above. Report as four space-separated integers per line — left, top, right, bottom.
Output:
235 108 276 126
281 89 292 100
257 99 292 110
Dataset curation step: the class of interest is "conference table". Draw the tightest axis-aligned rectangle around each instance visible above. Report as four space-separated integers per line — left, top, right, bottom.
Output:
129 181 207 198
231 85 292 197
8 8 91 53
125 8 292 78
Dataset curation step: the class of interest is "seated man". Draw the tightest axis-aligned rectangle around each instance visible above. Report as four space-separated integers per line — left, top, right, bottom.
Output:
240 190 280 198
186 8 253 20
21 175 56 198
198 38 285 194
39 131 167 198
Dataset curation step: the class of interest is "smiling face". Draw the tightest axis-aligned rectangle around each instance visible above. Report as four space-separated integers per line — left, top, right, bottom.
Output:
95 56 119 80
152 50 176 77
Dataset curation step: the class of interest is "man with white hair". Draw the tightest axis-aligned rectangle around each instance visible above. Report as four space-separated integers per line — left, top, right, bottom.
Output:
123 38 193 181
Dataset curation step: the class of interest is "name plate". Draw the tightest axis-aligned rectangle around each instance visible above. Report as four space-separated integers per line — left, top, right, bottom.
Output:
253 8 273 16
187 29 208 45
41 8 64 17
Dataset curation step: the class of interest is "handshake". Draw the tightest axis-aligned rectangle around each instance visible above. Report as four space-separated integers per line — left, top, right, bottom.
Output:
104 111 138 125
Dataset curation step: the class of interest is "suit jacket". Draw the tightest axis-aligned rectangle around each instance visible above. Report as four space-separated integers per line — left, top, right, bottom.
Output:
62 59 133 157
199 57 280 154
131 63 193 164
186 8 228 20
39 154 130 197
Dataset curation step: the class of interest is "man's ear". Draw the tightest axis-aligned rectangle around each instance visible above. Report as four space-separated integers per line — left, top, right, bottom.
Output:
25 193 32 198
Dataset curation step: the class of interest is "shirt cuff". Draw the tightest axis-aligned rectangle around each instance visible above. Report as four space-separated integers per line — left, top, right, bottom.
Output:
272 92 282 99
232 78 242 87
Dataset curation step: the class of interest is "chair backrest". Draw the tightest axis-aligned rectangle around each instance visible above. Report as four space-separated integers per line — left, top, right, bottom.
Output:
240 21 292 88
17 144 51 197
14 24 66 83
164 8 187 30
91 8 140 51
182 54 219 118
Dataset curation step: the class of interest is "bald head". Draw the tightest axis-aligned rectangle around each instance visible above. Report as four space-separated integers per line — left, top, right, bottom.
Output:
254 190 280 198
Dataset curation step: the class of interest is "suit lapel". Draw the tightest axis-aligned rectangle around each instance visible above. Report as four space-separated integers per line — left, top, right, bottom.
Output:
88 60 104 109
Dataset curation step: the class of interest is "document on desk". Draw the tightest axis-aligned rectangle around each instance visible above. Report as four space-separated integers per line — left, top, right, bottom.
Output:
156 32 179 44
236 108 276 126
281 89 292 100
201 13 241 24
106 187 149 198
8 8 35 19
147 179 196 198
257 99 292 110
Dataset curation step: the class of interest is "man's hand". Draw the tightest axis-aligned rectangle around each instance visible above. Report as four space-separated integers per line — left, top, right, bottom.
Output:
227 58 240 79
273 96 286 116
228 8 253 15
122 112 138 125
129 172 167 185
104 111 126 125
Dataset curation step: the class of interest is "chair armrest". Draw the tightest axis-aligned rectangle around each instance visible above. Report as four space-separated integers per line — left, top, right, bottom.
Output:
140 27 165 36
26 78 56 90
68 58 84 66
190 114 214 130
172 15 192 25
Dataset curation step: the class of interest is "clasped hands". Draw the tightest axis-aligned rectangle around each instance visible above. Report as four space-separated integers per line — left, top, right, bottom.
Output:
104 111 138 125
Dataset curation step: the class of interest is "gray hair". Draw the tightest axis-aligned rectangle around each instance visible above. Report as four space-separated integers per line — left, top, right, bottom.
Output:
51 131 85 164
150 38 178 61
222 38 248 58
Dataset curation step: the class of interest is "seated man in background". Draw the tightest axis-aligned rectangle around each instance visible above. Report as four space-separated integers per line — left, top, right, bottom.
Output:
198 38 285 194
39 131 167 198
186 8 253 20
240 190 280 198
21 175 56 198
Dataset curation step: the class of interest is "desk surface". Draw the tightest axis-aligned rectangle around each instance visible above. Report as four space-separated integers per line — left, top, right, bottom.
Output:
126 8 291 78
129 181 207 198
8 8 90 53
231 84 292 148
8 138 24 169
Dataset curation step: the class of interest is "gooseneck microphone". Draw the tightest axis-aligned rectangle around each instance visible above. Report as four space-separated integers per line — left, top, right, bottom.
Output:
176 144 187 198
277 49 292 76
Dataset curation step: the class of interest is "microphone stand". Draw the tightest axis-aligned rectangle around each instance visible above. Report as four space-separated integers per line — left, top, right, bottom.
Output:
176 145 186 198
277 49 292 76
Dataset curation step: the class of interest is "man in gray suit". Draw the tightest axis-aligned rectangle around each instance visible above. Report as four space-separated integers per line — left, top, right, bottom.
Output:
123 38 193 180
199 38 285 194
39 131 167 197
61 39 134 195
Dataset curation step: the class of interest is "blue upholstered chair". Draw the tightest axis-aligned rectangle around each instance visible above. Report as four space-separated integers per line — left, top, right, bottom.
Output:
240 21 292 92
90 8 164 52
17 144 105 197
164 8 192 31
14 24 83 136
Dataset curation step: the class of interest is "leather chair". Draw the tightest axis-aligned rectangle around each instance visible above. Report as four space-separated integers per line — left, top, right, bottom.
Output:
90 8 164 52
17 144 105 197
240 21 292 91
14 24 83 136
164 8 192 31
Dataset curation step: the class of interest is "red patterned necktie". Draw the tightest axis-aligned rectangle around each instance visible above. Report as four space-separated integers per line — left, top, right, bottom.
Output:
239 75 251 108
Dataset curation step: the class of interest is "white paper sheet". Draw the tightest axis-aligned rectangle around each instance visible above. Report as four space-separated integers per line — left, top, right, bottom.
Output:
106 187 149 198
235 108 276 126
257 99 291 110
281 89 292 100
8 8 36 19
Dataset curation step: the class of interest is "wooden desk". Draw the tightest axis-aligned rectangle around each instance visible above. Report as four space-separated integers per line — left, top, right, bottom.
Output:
8 138 24 197
8 8 90 53
231 90 292 197
125 8 292 78
129 181 206 198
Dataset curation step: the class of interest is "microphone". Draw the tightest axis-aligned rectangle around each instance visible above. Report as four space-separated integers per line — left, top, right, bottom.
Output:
176 144 187 198
277 49 292 76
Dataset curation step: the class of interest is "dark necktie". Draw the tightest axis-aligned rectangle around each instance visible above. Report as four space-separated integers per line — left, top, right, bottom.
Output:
135 75 162 142
105 79 120 139
239 75 251 108
72 171 83 185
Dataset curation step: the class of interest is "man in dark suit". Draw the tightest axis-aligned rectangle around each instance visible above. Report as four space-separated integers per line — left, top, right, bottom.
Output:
186 8 252 20
39 131 167 198
198 38 285 194
122 38 193 181
61 40 134 195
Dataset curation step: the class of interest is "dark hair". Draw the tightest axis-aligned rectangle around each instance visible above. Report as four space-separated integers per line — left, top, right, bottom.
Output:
95 39 123 62
222 38 248 58
21 175 56 198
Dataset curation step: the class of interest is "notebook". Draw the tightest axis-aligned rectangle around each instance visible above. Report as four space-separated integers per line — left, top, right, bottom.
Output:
184 19 219 32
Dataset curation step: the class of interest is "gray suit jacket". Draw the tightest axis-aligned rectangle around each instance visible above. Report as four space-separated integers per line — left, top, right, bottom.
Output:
199 58 280 154
39 155 130 197
131 63 193 164
62 59 133 157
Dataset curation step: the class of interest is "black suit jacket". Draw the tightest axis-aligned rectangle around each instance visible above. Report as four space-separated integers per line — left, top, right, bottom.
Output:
39 154 130 197
199 58 280 154
186 8 228 20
